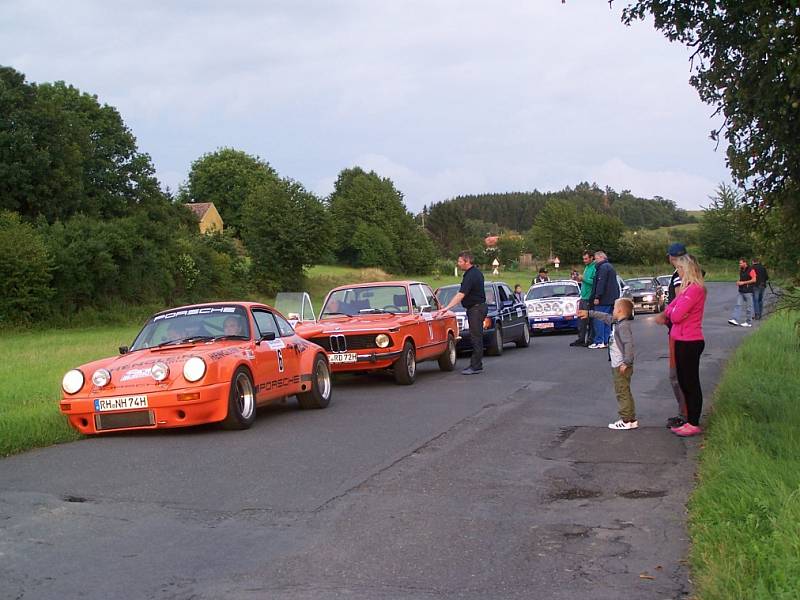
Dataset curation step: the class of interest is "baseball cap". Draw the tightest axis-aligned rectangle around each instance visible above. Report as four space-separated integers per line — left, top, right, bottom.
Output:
667 243 687 257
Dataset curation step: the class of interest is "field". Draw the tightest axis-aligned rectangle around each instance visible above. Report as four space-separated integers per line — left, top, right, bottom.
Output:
689 310 800 599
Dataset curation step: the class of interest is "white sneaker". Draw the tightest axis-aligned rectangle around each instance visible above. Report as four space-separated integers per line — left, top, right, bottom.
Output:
728 319 739 326
741 322 753 327
588 343 600 349
608 419 639 430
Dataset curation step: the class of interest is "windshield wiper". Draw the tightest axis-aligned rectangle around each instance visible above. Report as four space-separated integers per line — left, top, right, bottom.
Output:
359 308 391 314
156 336 215 348
322 312 353 318
211 334 249 342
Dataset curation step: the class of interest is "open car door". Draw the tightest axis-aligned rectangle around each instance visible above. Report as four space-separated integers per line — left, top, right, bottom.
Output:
274 292 316 327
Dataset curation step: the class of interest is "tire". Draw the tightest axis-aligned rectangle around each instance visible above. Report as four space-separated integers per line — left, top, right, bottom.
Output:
515 322 531 348
297 353 332 410
486 325 504 356
437 334 457 371
394 341 417 385
221 367 256 430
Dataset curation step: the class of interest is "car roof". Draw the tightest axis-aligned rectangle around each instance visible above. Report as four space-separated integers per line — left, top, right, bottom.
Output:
328 280 425 293
531 279 577 286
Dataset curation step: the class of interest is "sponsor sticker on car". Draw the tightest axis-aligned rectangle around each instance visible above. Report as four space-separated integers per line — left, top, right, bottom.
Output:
328 352 358 364
94 395 148 412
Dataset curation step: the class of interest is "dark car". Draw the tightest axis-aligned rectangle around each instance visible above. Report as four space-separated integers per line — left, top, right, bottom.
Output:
435 281 530 356
625 277 666 313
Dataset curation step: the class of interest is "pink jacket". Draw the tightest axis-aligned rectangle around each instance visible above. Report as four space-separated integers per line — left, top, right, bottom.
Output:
664 283 706 341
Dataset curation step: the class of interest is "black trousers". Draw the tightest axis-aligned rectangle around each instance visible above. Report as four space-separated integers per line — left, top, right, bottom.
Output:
674 339 705 426
466 303 488 370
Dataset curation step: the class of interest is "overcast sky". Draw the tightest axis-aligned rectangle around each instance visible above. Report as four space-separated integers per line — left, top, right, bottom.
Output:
1 0 731 212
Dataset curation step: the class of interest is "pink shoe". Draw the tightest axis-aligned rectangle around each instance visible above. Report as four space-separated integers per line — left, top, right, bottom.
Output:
673 423 703 437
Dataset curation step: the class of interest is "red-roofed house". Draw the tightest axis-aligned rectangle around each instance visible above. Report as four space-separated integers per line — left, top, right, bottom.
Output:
187 202 223 234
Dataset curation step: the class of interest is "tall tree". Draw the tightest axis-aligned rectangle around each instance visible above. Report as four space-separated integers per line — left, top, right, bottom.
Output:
179 148 279 235
699 183 755 259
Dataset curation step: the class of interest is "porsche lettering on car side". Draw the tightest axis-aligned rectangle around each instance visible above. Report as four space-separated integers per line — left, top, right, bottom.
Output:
59 302 332 435
292 281 459 385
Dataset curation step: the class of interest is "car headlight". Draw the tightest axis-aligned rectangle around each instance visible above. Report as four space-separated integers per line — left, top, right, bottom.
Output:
91 368 111 387
151 361 170 382
643 295 653 302
62 369 85 395
183 357 206 382
565 302 576 314
375 334 390 348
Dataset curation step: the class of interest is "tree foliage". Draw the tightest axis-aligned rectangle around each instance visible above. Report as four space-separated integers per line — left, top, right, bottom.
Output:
329 167 437 273
0 211 52 323
699 183 756 259
179 148 279 235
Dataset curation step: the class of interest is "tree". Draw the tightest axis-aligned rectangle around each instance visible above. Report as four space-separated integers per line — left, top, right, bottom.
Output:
0 211 52 323
426 201 469 256
622 1 800 273
525 200 583 260
179 148 279 235
328 167 436 273
699 183 756 259
495 235 525 268
240 178 330 293
0 67 164 222
579 209 625 261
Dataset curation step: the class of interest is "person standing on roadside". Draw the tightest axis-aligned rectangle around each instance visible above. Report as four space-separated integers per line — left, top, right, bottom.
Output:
588 251 620 349
513 284 525 304
751 258 769 320
659 242 690 428
532 267 550 285
570 250 596 348
728 258 757 327
442 251 487 375
661 254 707 437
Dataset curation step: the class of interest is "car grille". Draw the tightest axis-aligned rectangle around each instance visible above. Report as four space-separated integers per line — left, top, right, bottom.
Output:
309 334 382 351
95 410 155 431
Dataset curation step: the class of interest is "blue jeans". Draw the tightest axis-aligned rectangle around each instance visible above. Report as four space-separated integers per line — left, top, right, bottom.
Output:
593 305 613 344
731 292 754 324
753 286 765 318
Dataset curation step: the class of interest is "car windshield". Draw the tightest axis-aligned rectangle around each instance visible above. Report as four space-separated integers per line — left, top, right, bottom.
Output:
321 285 409 317
626 279 655 291
130 305 250 351
657 276 671 286
436 284 496 310
526 283 579 300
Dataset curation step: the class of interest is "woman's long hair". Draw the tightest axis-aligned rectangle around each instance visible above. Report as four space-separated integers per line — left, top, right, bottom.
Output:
675 254 705 290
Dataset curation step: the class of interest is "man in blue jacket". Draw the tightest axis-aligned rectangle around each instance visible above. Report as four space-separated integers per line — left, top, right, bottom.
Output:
589 250 620 349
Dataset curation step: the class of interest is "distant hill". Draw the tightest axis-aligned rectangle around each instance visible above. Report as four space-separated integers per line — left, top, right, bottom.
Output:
427 183 696 233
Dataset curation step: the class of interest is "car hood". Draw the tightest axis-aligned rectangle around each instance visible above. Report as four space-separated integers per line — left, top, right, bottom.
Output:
295 314 420 337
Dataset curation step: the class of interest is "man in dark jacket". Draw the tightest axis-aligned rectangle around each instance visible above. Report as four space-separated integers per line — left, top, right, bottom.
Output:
728 258 757 327
442 251 487 375
752 258 769 320
589 250 620 348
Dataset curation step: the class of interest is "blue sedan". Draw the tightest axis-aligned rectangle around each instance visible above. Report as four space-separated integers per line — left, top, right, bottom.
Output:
436 281 530 356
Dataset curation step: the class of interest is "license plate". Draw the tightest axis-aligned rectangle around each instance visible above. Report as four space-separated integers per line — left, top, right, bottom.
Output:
533 323 554 329
94 395 148 412
329 352 357 364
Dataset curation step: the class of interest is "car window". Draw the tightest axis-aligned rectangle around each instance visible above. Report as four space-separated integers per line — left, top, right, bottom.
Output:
252 310 280 338
497 285 509 303
436 285 462 310
421 284 439 309
273 313 295 337
321 285 410 316
410 284 428 312
484 285 497 305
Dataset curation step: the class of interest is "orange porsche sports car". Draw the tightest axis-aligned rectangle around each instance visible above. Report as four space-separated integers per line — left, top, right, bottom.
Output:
59 302 331 434
293 281 459 385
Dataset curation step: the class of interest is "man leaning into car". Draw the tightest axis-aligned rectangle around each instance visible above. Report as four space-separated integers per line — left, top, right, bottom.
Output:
443 251 487 375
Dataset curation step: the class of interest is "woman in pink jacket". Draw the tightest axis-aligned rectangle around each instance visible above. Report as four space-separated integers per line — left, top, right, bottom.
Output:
661 254 706 436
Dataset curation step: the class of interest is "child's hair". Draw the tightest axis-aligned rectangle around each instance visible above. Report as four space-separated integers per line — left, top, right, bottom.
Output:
614 297 634 318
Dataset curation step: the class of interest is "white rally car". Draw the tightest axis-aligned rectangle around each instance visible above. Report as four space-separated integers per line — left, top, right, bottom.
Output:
525 280 581 333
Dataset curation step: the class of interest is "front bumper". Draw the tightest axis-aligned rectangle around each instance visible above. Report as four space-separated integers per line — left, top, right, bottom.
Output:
527 315 579 332
455 327 495 351
326 349 403 372
60 381 230 434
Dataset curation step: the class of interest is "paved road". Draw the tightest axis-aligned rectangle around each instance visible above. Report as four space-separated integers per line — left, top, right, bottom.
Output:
0 283 756 600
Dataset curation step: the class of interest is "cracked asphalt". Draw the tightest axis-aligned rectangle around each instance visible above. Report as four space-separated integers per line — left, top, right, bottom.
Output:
0 283 755 600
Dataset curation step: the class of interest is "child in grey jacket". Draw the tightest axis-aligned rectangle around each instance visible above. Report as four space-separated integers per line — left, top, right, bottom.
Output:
581 298 638 430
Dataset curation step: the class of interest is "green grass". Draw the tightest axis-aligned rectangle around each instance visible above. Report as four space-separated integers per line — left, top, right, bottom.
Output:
689 310 800 599
0 325 140 456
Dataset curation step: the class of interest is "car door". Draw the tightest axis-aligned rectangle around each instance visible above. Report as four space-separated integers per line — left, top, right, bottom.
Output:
421 283 448 343
250 309 285 402
272 311 301 387
500 283 526 335
409 284 439 357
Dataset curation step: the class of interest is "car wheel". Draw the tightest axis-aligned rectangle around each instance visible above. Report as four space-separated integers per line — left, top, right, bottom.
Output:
394 340 417 385
297 353 332 410
437 334 457 371
486 325 503 356
221 367 256 430
515 322 530 348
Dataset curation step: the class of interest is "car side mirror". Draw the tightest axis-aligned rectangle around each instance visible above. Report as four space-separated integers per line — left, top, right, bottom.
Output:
119 345 129 355
257 332 277 344
422 305 433 313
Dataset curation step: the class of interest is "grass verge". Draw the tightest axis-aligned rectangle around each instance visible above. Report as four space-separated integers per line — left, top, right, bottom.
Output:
0 325 140 456
689 310 800 599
